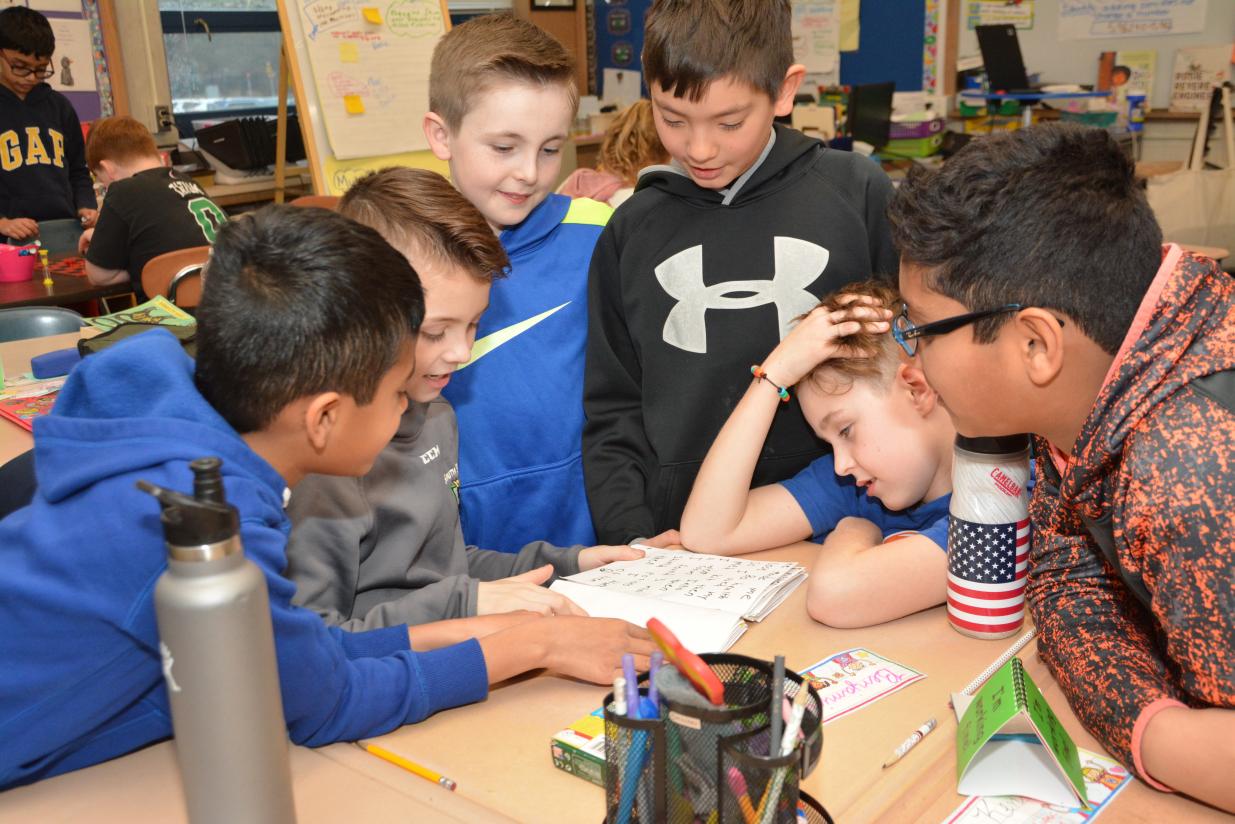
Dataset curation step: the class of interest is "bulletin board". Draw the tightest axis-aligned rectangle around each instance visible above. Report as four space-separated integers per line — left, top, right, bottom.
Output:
275 0 451 197
4 0 116 122
957 0 1235 109
838 0 936 93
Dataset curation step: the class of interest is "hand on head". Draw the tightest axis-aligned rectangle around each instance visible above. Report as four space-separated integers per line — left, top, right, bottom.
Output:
760 295 893 388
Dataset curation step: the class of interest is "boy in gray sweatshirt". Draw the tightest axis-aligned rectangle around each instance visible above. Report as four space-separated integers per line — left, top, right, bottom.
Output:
284 169 641 629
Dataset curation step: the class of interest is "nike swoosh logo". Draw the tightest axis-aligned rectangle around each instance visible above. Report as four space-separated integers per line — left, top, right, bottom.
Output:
457 301 571 371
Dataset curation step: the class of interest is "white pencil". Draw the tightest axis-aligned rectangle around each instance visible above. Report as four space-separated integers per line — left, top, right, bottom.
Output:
958 628 1038 698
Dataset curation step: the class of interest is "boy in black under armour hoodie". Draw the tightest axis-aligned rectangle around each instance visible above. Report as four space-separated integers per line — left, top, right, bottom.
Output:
0 7 95 243
583 0 897 545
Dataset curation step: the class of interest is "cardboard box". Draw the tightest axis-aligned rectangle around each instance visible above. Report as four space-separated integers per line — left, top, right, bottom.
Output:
550 707 607 787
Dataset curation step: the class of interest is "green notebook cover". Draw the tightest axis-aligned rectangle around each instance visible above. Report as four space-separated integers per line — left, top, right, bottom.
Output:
956 658 1087 808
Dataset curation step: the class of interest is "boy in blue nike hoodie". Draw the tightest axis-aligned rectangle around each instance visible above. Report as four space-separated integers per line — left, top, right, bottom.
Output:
0 205 653 789
425 14 609 553
0 7 96 242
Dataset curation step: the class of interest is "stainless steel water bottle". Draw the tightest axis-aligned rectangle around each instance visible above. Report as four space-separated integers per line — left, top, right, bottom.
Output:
140 457 297 824
945 435 1032 640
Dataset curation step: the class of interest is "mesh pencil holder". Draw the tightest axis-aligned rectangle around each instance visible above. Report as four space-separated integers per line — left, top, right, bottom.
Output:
604 683 665 824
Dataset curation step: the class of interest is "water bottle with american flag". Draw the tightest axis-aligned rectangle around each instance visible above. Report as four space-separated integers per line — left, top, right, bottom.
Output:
946 434 1031 639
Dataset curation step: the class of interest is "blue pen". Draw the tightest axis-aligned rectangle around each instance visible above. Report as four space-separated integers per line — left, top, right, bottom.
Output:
648 652 662 707
616 653 645 824
622 654 640 721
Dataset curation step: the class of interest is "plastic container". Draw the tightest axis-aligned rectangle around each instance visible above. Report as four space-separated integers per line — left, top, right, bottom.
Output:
0 244 38 282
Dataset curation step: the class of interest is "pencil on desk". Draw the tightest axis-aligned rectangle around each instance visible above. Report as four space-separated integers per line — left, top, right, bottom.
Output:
355 741 457 791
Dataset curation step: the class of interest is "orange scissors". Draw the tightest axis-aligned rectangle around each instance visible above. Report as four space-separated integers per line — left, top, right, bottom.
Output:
647 617 725 705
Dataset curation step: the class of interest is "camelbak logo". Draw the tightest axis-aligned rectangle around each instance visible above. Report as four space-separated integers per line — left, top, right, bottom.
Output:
655 237 828 353
420 445 440 464
990 468 1022 498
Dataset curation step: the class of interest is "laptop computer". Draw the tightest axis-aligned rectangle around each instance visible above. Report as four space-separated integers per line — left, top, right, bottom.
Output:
975 24 1039 94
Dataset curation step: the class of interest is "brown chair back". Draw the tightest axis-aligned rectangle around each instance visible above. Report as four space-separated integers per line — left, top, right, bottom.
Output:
140 246 210 308
289 194 340 210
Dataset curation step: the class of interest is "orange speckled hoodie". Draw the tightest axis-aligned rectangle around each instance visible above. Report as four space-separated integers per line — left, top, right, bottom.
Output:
1028 245 1235 789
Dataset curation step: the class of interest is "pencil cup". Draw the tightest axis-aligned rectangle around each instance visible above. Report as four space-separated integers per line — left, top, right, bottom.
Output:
604 685 665 824
718 672 823 824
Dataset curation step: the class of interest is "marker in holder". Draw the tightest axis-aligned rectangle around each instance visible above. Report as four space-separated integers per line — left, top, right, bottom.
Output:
603 653 830 824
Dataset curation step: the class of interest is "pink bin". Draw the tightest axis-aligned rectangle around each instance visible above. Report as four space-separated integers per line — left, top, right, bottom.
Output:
0 244 38 282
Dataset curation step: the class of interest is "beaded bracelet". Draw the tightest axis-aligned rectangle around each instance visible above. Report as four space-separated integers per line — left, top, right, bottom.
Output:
751 365 790 403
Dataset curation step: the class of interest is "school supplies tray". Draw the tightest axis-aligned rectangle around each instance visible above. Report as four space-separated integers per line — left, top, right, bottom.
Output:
602 653 824 824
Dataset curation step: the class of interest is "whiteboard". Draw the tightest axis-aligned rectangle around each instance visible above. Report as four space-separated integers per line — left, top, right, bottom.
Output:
277 0 451 195
958 0 1235 109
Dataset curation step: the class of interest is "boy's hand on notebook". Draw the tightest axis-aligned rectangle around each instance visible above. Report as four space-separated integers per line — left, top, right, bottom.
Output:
642 529 683 548
760 297 892 387
578 544 646 571
0 217 38 241
542 616 655 684
478 565 589 617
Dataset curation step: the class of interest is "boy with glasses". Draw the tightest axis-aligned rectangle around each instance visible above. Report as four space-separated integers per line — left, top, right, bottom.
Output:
0 6 96 243
889 123 1235 812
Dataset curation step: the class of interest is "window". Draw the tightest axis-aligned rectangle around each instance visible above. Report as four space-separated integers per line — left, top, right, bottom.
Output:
159 1 290 137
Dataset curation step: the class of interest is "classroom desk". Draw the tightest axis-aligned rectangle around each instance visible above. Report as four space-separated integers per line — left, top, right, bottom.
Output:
333 543 1232 823
0 330 96 465
0 739 514 823
0 256 132 310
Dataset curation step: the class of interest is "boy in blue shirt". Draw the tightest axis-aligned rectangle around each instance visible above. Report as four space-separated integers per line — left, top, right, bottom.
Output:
0 6 95 242
0 205 653 789
681 282 956 627
584 0 898 546
424 14 608 553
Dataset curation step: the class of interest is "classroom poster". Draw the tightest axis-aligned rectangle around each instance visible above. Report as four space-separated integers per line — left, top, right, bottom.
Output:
47 17 95 93
967 0 1034 31
791 0 840 75
1058 0 1207 40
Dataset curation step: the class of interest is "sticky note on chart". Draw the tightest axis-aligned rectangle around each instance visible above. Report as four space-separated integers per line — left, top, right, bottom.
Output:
339 42 359 63
362 7 382 24
343 94 365 115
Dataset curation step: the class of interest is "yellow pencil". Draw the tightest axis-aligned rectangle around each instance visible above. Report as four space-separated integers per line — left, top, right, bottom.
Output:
355 741 457 791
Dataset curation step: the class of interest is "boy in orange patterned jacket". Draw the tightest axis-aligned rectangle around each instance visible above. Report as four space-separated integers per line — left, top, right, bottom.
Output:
886 124 1235 812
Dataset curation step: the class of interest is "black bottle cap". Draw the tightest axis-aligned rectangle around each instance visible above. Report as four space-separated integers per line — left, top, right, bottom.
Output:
137 457 239 547
955 434 1030 455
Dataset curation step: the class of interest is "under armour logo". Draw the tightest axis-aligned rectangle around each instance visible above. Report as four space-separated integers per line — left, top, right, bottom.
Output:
655 237 828 353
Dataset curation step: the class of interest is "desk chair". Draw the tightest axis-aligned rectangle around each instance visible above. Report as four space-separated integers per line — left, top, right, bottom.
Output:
0 306 84 344
36 218 84 255
141 246 210 309
289 194 340 210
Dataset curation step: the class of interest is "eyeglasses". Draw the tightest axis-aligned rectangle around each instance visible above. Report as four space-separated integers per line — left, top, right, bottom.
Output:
2 51 54 80
892 303 1023 357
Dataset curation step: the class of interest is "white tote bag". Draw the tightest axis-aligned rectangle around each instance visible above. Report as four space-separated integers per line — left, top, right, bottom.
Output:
1147 85 1235 254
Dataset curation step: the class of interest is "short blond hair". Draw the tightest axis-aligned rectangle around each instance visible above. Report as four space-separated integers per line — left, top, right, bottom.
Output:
799 281 903 394
339 167 509 281
597 100 668 185
429 14 577 132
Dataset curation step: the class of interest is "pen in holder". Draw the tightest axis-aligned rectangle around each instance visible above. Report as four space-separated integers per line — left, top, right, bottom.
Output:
604 653 828 824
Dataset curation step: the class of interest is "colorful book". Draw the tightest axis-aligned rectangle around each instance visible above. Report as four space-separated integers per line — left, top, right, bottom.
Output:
1097 50 1156 97
84 295 196 331
957 658 1086 808
0 390 58 432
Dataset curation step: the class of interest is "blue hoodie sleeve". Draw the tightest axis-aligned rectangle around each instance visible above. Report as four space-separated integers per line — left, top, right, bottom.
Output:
241 517 489 744
779 455 856 542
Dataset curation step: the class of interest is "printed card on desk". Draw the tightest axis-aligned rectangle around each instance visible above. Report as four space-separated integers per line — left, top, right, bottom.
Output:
799 648 925 723
944 749 1131 824
84 296 196 331
956 659 1087 809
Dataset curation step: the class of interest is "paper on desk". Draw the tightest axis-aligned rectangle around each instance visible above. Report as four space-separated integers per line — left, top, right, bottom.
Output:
799 648 925 724
562 546 806 621
0 375 64 400
549 579 746 653
943 749 1132 824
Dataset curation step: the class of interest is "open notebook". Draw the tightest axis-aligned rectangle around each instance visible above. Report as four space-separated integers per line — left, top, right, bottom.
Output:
550 547 807 653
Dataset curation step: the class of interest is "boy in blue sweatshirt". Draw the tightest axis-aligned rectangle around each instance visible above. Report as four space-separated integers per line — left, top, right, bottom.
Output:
0 6 95 242
424 14 609 553
0 205 653 789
